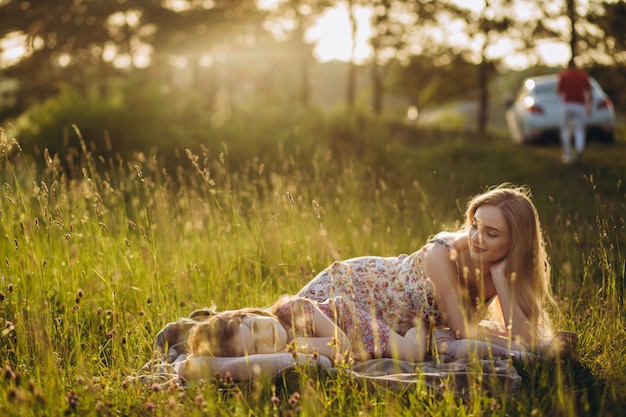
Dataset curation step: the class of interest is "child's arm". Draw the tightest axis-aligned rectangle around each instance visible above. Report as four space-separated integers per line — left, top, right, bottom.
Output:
177 353 332 381
293 305 351 363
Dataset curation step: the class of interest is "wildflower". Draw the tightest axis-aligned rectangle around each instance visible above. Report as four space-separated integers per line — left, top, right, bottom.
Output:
194 393 206 408
168 397 177 409
34 388 46 405
8 388 27 403
4 365 15 381
145 401 156 412
150 383 161 392
271 395 280 405
8 283 13 292
489 398 501 410
223 372 233 384
0 291 4 301
288 392 300 405
77 289 84 298
66 391 79 409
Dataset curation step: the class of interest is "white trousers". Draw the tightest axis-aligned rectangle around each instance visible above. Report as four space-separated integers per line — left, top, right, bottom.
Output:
560 102 587 157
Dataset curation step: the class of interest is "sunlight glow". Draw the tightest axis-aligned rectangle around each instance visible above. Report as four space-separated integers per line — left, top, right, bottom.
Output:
0 1 573 71
0 32 27 67
536 41 571 66
306 3 372 64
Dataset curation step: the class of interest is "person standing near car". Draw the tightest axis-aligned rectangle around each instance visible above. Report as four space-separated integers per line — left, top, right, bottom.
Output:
557 59 592 164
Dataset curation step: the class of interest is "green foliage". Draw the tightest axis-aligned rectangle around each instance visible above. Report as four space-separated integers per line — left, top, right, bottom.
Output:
0 120 625 415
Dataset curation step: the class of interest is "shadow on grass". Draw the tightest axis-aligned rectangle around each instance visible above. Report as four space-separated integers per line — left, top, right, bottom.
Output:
512 354 618 417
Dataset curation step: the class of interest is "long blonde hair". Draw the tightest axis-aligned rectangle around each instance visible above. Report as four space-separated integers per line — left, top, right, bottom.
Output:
187 308 275 357
465 183 555 339
187 296 310 357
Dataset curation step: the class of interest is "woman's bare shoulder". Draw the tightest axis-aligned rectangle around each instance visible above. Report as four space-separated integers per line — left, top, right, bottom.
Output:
421 234 464 282
425 233 464 255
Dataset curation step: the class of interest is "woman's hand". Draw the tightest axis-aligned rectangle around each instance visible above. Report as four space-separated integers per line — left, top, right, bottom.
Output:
293 336 351 364
490 258 509 283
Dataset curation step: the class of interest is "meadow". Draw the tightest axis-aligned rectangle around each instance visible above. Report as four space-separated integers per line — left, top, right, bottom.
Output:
0 117 624 416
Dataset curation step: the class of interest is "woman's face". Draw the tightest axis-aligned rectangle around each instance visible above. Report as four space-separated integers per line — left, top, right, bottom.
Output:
230 315 288 355
468 205 511 265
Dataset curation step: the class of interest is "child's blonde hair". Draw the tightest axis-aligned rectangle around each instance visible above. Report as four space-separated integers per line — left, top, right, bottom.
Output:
187 308 274 357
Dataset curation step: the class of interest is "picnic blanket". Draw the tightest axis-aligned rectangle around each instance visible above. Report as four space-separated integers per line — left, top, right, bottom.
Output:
133 308 533 398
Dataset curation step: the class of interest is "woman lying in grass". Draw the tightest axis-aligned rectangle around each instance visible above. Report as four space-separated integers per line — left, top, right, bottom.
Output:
299 183 568 355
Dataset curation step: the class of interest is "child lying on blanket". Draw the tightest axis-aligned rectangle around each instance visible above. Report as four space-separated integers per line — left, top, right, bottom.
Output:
187 295 431 365
155 304 575 383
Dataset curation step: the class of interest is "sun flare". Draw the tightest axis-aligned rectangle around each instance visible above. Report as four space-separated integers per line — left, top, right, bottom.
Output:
306 4 372 64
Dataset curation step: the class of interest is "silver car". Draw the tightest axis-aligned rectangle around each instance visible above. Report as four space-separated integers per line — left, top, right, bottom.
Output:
505 74 615 144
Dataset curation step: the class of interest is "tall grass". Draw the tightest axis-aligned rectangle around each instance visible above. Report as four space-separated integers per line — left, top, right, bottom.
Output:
0 120 624 416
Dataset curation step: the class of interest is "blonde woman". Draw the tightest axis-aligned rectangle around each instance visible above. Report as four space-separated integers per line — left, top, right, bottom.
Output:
298 183 565 357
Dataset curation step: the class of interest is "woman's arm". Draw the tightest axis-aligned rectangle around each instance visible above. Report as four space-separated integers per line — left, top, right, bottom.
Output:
295 306 352 363
383 325 429 362
422 243 471 339
489 260 533 345
423 244 530 351
433 328 522 359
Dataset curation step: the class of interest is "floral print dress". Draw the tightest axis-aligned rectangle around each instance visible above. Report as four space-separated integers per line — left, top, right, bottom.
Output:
273 296 391 360
297 238 459 335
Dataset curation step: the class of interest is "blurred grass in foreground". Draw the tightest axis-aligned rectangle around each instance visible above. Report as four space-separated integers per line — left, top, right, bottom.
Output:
0 118 624 416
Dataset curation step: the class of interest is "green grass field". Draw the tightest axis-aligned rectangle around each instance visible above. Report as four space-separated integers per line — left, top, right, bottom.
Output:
0 122 624 416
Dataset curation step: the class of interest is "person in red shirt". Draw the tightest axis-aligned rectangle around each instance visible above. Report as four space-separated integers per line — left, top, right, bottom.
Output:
557 60 591 164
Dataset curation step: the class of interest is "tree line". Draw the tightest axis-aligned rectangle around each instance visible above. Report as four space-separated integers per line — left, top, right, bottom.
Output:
0 0 624 157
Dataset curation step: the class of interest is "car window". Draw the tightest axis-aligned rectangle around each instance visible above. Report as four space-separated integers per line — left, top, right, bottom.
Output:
590 78 604 94
532 81 557 95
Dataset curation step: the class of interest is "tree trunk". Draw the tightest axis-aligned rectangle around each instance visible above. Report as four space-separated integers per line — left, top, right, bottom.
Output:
300 56 311 108
294 10 310 108
477 55 489 134
346 0 357 111
567 0 577 60
371 59 383 116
